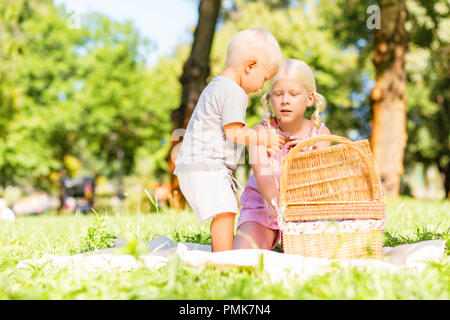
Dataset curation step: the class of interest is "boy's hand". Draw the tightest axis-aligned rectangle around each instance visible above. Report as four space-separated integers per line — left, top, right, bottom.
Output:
258 129 286 152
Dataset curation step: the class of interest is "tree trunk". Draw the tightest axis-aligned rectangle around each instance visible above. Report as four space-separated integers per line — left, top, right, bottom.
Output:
58 168 67 214
167 0 222 209
370 0 408 197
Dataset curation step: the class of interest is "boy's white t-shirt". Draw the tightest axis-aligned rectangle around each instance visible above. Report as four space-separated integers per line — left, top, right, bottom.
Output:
174 75 248 174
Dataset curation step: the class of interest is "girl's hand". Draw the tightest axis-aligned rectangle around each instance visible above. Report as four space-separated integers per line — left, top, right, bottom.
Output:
264 198 278 219
286 136 317 151
268 205 278 219
258 129 286 152
287 127 331 151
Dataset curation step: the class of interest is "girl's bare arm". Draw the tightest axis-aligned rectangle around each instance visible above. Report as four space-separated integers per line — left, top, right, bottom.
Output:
248 123 279 215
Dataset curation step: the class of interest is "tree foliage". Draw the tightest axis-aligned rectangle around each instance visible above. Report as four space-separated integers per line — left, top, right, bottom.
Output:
0 0 447 198
0 0 160 193
318 0 449 196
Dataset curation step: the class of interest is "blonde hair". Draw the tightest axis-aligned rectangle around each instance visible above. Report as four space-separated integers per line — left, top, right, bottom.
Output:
261 59 326 136
225 28 283 74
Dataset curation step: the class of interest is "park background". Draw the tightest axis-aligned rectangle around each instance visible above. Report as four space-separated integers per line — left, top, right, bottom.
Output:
0 0 448 214
0 0 449 300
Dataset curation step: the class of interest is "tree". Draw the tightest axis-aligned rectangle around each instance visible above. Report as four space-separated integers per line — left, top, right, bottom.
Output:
0 0 160 207
0 0 37 186
321 0 409 197
0 0 85 192
167 0 222 209
319 0 449 198
75 14 154 178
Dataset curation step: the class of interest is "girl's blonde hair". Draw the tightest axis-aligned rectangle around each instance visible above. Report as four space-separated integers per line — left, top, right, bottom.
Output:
261 59 326 136
225 28 283 75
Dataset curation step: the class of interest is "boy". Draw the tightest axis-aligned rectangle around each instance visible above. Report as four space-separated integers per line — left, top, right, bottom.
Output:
173 28 285 252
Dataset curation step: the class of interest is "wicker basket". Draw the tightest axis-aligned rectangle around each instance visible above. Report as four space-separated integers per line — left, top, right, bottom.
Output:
279 135 385 259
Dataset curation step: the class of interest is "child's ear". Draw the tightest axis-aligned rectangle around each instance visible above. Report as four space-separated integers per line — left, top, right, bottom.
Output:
307 92 314 107
244 60 257 74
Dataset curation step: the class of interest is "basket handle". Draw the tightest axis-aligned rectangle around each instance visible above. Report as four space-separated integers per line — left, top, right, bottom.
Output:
280 134 382 204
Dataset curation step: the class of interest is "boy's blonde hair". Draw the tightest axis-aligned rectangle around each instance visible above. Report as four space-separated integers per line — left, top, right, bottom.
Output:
262 59 326 136
225 28 283 74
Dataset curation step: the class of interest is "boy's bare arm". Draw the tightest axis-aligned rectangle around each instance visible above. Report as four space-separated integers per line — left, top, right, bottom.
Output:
223 122 286 150
223 122 258 146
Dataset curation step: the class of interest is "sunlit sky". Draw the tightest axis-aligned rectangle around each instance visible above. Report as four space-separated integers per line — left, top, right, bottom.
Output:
54 0 203 65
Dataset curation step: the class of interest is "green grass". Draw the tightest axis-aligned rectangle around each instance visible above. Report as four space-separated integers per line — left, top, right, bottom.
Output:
0 196 448 299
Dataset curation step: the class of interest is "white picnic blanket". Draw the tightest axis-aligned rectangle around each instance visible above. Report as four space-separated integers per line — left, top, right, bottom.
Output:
17 236 446 282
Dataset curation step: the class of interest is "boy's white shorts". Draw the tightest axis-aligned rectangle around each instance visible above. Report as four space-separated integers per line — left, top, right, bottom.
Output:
176 167 242 223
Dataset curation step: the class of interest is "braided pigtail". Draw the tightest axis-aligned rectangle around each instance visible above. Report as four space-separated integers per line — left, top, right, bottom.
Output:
310 91 326 137
261 91 276 157
261 91 273 128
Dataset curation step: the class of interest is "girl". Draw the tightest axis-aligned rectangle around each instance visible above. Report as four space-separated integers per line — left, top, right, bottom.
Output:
233 59 331 250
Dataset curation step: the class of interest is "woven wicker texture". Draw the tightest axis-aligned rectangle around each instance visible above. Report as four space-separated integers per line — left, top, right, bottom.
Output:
283 201 385 222
282 230 384 259
279 135 385 259
280 135 384 221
